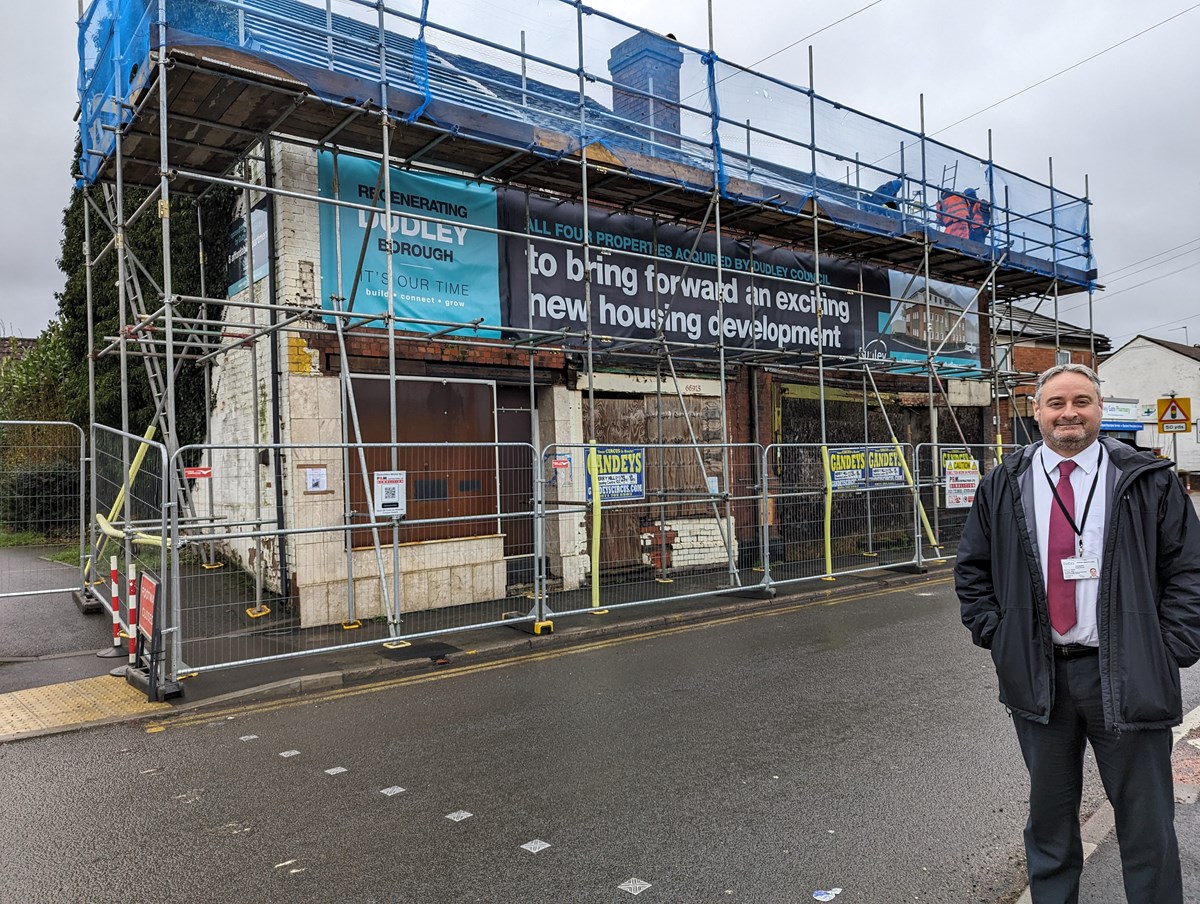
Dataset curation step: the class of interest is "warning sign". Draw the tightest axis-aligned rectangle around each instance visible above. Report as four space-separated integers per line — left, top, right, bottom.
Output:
1158 397 1191 434
940 448 974 475
945 461 980 509
138 572 158 640
184 467 212 479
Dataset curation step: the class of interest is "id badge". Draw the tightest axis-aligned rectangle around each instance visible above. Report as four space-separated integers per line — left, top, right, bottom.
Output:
1061 556 1099 581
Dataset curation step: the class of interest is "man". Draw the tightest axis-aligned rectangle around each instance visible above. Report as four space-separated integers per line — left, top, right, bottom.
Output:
956 362 1200 903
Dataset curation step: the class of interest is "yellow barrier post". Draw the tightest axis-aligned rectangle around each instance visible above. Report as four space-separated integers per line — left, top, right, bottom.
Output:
819 445 836 580
893 437 940 551
84 425 159 580
587 442 606 613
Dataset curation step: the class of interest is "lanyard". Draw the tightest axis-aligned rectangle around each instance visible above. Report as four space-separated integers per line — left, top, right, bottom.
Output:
1042 444 1103 556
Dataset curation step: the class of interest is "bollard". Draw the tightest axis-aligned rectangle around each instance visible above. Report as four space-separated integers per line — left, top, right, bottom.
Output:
110 556 121 649
127 563 138 668
97 555 126 659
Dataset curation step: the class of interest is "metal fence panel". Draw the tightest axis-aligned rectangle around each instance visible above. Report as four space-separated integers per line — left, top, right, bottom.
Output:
91 424 170 663
763 443 919 586
0 421 87 601
170 441 540 674
540 443 766 617
913 443 1017 563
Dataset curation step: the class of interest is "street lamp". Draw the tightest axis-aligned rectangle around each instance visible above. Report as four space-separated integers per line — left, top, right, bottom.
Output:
1170 325 1190 346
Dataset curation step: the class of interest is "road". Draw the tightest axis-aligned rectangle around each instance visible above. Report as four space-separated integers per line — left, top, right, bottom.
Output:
2 577 1198 903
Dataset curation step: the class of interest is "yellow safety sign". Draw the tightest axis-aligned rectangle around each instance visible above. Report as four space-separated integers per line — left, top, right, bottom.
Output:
1157 396 1191 434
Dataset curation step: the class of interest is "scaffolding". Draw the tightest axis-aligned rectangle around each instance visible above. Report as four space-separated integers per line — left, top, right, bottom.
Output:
73 0 1097 679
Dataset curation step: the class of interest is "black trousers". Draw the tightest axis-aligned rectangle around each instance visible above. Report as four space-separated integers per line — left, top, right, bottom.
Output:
1011 652 1181 903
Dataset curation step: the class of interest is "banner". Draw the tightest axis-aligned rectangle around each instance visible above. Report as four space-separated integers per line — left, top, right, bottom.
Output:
227 199 270 296
318 152 501 334
879 273 982 370
313 157 985 369
499 191 891 357
585 446 646 502
829 446 909 489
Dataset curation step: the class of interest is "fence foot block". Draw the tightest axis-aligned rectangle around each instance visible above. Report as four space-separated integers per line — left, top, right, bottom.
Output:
73 589 103 615
533 620 554 635
726 584 776 600
96 646 125 659
341 620 362 631
246 604 271 619
124 665 183 701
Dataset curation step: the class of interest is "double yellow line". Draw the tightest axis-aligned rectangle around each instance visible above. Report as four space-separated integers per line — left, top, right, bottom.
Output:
150 576 952 733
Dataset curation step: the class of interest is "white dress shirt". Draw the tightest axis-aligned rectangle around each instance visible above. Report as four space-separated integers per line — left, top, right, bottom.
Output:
1032 440 1107 646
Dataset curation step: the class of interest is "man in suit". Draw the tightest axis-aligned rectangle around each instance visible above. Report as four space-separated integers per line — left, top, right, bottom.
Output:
956 362 1200 903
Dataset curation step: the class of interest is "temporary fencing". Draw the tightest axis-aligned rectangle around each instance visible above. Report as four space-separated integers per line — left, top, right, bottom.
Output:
762 443 920 585
167 441 542 675
71 435 1023 684
91 425 171 665
913 443 1015 563
0 421 87 602
539 443 764 618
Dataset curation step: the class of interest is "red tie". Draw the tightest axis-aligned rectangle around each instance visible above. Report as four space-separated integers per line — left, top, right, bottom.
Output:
1047 460 1078 634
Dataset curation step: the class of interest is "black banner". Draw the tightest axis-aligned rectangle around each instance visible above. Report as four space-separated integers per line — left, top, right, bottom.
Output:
499 190 890 356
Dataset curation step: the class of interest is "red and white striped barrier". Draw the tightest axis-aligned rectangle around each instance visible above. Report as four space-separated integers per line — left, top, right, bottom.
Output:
127 563 138 668
109 556 121 651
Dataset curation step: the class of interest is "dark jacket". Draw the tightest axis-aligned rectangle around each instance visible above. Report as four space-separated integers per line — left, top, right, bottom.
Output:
956 437 1200 730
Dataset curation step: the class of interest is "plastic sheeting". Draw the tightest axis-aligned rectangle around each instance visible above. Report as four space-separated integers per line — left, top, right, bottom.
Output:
77 0 1094 287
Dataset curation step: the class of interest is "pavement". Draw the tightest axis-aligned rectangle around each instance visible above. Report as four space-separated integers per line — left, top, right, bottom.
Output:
3 561 1200 902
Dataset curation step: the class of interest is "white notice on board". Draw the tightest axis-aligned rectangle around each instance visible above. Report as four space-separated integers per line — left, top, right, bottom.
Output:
373 471 407 517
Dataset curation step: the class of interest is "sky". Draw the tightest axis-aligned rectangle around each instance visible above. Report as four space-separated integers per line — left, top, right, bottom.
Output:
2 0 1197 354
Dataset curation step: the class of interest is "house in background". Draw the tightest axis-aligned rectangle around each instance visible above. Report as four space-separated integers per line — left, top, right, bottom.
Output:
992 301 1110 445
1098 336 1200 472
0 337 37 364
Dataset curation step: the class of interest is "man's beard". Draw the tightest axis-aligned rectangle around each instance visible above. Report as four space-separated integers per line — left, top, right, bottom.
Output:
1046 422 1093 453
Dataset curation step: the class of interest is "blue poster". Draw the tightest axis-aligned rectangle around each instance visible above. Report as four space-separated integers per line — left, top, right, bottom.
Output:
585 446 646 502
318 153 501 335
227 200 270 296
828 448 867 489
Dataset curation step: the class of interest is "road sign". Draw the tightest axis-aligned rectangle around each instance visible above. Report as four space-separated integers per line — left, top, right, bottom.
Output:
1157 396 1191 434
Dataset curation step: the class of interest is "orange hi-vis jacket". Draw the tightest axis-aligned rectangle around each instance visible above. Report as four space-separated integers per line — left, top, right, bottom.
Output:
937 192 971 239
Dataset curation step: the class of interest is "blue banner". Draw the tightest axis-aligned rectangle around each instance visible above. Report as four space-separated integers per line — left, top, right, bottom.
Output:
586 446 646 502
317 153 501 335
227 199 270 296
828 447 908 489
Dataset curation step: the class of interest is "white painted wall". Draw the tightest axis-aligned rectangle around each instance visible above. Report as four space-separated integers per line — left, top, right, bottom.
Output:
1099 337 1200 472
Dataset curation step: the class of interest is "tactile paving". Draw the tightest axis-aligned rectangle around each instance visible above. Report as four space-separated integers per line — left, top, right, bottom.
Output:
0 676 170 741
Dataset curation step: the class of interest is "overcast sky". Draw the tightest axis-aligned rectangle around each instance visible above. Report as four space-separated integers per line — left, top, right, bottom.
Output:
3 1 1197 355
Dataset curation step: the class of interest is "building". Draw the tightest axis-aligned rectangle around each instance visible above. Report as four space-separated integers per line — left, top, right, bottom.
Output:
991 301 1109 445
72 0 1098 674
1099 336 1200 471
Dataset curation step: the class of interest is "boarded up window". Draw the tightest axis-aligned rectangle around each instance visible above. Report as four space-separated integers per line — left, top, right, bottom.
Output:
347 378 498 547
